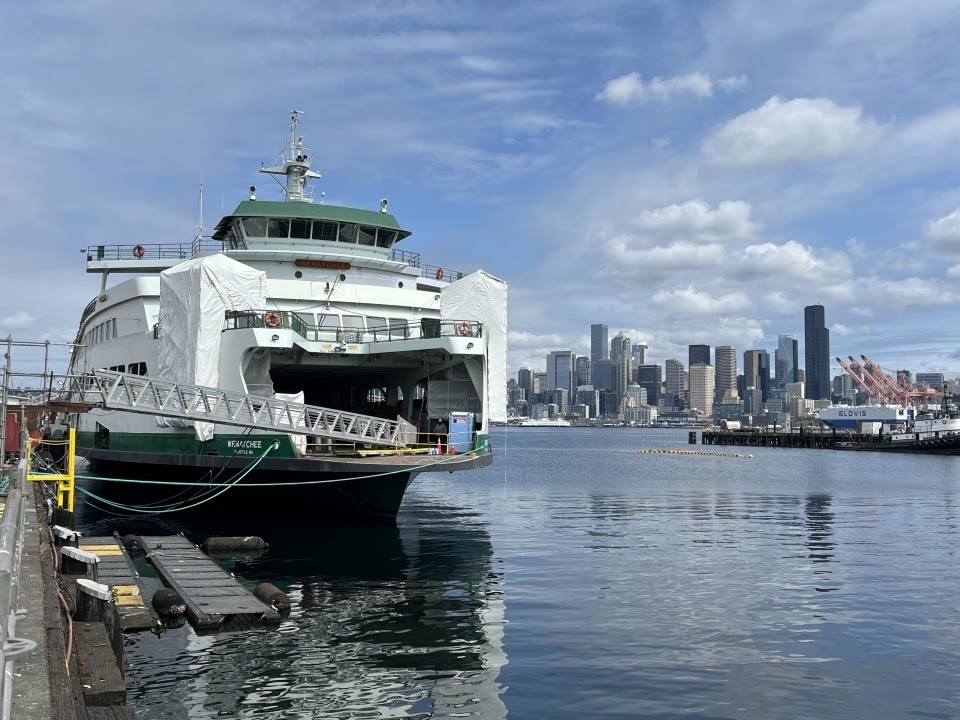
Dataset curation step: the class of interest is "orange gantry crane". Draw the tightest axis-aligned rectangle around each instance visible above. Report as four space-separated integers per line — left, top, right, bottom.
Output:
835 355 941 407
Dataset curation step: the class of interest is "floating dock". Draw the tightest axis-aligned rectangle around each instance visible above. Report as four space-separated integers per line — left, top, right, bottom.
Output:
80 535 156 630
702 429 885 450
136 534 280 632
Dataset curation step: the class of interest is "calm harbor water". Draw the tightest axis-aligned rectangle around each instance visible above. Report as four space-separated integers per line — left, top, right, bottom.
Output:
75 427 960 719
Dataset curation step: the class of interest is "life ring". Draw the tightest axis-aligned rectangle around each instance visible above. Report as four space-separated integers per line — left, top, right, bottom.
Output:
435 267 444 280
264 312 282 328
132 244 145 259
456 322 472 337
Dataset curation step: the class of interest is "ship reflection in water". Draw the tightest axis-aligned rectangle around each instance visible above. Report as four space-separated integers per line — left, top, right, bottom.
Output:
118 502 507 719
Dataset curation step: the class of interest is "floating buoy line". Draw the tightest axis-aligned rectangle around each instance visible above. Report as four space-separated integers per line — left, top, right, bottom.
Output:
637 449 752 458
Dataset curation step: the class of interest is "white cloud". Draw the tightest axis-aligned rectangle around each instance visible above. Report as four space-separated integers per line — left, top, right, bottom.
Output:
947 264 960 279
926 208 960 255
0 311 35 330
702 96 883 169
650 285 752 315
605 239 726 276
739 240 853 284
717 74 749 92
631 199 759 240
596 71 713 105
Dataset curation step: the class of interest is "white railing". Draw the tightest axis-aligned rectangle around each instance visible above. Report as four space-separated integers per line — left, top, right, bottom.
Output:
65 370 408 448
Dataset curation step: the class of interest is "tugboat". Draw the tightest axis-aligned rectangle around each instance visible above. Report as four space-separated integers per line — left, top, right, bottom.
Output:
67 111 507 519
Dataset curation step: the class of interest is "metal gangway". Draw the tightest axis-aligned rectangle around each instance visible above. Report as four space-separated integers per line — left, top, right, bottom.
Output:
60 370 408 448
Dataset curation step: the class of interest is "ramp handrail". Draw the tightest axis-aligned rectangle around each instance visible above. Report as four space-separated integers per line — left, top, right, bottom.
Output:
63 370 407 447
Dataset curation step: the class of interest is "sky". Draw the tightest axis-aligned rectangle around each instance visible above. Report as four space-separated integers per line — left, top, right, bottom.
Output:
2 0 960 384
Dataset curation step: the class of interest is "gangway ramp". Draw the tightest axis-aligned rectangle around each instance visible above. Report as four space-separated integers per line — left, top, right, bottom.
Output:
60 369 410 448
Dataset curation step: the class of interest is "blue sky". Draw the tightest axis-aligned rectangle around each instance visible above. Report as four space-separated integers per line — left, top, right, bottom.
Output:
2 1 960 382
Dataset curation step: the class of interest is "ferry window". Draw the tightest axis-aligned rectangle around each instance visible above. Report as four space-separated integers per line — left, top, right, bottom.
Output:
389 317 408 340
267 219 290 238
316 314 339 328
342 315 364 330
367 316 387 340
377 230 398 248
110 365 124 372
295 312 315 327
358 226 376 246
312 221 337 241
241 217 267 237
338 223 358 244
290 219 311 239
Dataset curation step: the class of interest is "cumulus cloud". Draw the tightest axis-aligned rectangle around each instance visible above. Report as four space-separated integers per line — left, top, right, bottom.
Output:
0 311 35 330
947 264 960 279
702 96 883 169
650 285 752 315
605 239 726 275
508 330 569 348
631 199 760 240
926 209 960 255
718 74 749 92
739 240 853 284
596 71 713 105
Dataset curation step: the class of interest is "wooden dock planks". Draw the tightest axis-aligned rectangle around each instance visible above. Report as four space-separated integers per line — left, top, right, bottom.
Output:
135 534 279 632
79 536 156 631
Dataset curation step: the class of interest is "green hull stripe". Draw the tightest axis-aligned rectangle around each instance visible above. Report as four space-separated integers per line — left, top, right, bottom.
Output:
76 431 298 459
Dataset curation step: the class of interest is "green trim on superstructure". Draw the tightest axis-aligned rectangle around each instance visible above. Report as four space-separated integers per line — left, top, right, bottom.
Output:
212 200 410 240
76 431 299 459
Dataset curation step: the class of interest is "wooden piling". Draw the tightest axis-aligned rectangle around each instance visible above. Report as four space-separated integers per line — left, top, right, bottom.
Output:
60 546 99 582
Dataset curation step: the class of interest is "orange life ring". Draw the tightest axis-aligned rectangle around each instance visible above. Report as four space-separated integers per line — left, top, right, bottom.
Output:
132 244 145 259
264 312 282 328
435 267 444 280
457 322 472 336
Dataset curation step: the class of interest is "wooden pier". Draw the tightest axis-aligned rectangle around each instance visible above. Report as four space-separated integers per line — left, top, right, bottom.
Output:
136 534 280 633
701 428 888 450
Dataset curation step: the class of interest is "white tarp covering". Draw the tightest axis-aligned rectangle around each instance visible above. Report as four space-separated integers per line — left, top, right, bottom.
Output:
440 270 508 424
157 254 267 441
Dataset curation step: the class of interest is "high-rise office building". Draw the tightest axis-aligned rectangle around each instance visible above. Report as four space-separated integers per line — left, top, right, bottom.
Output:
804 305 830 400
714 345 737 400
665 358 685 397
517 367 534 404
546 351 576 392
611 332 632 399
689 344 711 367
532 372 547 395
632 342 647 368
776 335 799 388
689 363 715 416
591 324 609 363
574 356 592 387
592 359 614 392
916 372 945 389
637 364 662 406
743 349 771 403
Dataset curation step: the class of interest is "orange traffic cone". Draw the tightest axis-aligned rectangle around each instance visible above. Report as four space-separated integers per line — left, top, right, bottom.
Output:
448 443 456 455
436 437 442 454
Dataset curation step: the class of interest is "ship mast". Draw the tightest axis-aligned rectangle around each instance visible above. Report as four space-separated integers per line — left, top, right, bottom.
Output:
259 110 321 203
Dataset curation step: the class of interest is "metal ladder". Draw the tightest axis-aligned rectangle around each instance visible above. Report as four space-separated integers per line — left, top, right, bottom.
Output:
63 370 407 447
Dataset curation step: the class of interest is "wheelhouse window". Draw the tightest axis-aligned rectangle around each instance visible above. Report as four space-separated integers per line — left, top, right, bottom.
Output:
389 317 408 340
241 217 267 237
290 219 311 239
267 219 290 238
367 316 387 340
338 223 358 244
312 221 337 241
358 226 377 246
377 229 398 248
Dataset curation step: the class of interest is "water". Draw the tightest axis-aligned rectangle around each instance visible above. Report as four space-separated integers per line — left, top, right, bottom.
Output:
76 428 960 718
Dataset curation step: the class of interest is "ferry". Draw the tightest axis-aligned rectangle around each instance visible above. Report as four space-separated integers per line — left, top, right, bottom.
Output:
515 418 571 427
66 112 506 519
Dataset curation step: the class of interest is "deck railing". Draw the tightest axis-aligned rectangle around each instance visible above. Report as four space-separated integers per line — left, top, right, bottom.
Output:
84 239 228 263
222 312 483 343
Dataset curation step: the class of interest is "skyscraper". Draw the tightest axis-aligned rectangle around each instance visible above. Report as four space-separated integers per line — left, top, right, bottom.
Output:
637 364 662 406
632 342 647 368
743 349 771 403
574 356 592 387
776 335 799 388
591 324 609 363
546 351 576 392
665 358 685 397
689 363 715 416
517 367 533 403
714 345 737 401
689 344 711 367
804 305 830 400
611 332 632 399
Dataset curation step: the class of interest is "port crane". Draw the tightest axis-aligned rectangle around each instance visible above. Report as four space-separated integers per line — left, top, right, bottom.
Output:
835 355 941 407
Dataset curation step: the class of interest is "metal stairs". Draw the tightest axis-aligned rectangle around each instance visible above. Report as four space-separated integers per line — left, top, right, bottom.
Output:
63 369 408 447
